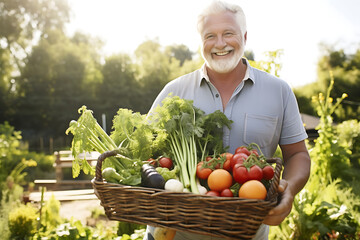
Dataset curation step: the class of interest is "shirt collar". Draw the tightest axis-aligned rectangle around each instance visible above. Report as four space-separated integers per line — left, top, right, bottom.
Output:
199 64 209 85
199 58 255 86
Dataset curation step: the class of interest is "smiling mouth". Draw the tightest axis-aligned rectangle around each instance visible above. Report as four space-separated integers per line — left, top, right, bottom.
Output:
213 50 232 56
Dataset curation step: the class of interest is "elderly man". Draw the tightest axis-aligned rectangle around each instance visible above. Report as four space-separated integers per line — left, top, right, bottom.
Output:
144 1 311 239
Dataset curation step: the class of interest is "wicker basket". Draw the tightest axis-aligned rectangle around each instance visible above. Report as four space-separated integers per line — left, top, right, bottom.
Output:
92 150 283 240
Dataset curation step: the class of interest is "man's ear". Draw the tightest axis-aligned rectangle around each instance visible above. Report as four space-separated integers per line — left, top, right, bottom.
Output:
244 31 247 43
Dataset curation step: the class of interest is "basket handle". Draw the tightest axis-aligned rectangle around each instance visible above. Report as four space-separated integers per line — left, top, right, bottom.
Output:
265 157 283 201
95 150 119 181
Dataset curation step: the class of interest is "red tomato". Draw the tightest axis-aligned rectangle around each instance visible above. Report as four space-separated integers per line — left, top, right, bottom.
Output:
206 156 220 169
158 157 173 169
196 161 213 179
220 153 233 171
223 159 231 171
230 153 248 170
147 158 157 167
235 146 251 156
205 156 212 162
262 165 275 180
250 149 259 157
206 190 220 197
232 163 248 184
248 165 263 181
220 188 234 197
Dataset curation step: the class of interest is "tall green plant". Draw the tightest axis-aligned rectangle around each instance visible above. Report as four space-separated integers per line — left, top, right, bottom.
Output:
270 72 360 239
309 72 350 185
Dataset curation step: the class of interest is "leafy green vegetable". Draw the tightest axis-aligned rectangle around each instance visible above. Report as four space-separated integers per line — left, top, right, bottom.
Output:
66 106 117 177
66 106 143 185
66 95 232 190
156 166 179 182
102 167 122 183
111 108 157 161
102 166 142 185
149 94 232 193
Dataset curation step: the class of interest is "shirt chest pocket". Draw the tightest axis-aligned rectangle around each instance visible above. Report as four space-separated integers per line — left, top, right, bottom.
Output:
243 113 278 148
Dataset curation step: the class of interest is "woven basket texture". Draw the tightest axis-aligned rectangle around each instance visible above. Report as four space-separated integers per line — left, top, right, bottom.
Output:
92 150 283 240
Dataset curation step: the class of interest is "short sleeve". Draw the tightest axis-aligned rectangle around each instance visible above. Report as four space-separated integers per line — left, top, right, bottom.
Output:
279 89 308 145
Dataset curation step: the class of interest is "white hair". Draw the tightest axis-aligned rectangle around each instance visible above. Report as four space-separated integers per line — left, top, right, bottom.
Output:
197 0 247 36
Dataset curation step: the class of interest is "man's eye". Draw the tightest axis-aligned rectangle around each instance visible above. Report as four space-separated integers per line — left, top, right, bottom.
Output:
224 32 233 36
205 34 214 39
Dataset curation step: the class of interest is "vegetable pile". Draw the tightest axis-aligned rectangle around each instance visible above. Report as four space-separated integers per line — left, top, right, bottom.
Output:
66 94 276 200
197 143 275 199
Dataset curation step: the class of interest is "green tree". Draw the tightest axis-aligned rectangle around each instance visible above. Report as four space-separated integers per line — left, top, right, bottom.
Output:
295 44 360 122
0 0 70 133
0 0 70 70
15 30 103 148
134 39 184 113
165 44 193 66
97 53 140 130
0 48 13 123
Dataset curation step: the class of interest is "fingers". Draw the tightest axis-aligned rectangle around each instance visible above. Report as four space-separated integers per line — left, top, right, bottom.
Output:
263 204 292 226
263 180 293 226
278 179 288 193
263 198 292 225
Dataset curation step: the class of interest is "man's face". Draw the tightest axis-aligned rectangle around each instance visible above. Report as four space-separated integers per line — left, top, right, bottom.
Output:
201 11 246 73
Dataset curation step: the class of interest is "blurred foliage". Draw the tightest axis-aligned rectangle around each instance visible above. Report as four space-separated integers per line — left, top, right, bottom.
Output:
248 49 283 77
0 121 142 239
0 186 22 239
270 76 360 239
41 194 62 230
0 0 70 126
336 119 360 195
15 29 103 138
0 121 29 183
295 44 360 122
0 122 54 185
8 203 38 239
117 221 146 236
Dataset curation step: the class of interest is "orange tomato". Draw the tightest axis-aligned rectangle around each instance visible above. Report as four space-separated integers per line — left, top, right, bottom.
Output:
238 180 267 200
207 169 233 192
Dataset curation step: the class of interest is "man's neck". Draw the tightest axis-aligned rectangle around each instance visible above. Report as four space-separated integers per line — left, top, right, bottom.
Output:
206 59 246 87
206 59 247 110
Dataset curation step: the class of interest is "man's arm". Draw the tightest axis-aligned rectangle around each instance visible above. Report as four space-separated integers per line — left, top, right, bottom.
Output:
263 140 311 225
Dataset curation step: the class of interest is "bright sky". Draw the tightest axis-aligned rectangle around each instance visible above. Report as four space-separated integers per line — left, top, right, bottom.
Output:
66 0 360 87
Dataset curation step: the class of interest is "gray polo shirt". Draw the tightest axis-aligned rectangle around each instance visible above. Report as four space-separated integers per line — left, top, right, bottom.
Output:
150 58 307 157
145 58 307 240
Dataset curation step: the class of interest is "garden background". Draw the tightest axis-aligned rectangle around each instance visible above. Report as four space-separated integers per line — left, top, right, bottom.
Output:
1 0 360 239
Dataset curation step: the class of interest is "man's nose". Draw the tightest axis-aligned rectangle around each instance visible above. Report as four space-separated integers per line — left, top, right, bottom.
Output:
215 35 226 49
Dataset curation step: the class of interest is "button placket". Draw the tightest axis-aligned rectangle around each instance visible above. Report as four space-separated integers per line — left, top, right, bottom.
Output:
206 81 223 111
222 98 233 148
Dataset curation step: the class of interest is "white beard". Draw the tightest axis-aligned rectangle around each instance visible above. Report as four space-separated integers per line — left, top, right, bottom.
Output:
203 46 244 73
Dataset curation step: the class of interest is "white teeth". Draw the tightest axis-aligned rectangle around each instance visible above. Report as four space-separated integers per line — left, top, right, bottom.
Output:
215 51 229 56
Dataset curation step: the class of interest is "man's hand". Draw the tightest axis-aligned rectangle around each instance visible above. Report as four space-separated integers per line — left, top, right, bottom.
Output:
263 179 293 226
263 141 311 226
